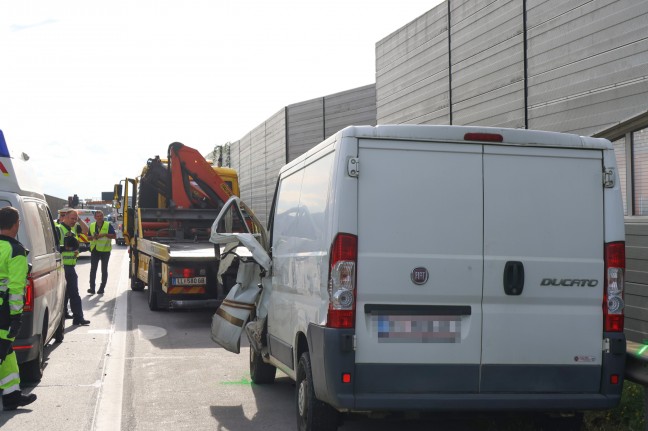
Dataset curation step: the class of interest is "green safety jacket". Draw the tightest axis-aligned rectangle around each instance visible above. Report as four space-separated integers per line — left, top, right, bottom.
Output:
0 235 28 323
57 222 78 266
89 221 112 252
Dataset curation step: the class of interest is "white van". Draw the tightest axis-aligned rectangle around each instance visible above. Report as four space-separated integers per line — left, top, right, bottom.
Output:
0 130 66 382
210 125 626 430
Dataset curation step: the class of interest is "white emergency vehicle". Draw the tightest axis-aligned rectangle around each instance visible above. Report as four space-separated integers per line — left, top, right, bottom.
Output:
0 129 66 381
210 125 626 431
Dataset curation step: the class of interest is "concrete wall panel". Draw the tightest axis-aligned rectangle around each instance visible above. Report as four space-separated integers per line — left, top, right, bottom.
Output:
527 0 648 134
286 99 324 162
324 85 376 137
376 6 449 125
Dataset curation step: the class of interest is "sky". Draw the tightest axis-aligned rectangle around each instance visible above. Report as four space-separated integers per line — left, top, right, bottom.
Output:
1 1 441 201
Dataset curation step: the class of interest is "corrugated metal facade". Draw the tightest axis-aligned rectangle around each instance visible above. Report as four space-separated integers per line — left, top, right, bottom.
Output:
626 221 648 343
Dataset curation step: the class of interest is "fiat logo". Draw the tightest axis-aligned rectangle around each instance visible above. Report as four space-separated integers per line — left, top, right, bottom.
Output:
411 267 429 285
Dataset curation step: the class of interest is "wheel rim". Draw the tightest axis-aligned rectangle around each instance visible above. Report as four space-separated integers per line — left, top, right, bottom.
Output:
298 378 307 417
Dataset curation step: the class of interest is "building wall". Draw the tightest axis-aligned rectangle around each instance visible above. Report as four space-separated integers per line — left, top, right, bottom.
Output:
625 220 648 344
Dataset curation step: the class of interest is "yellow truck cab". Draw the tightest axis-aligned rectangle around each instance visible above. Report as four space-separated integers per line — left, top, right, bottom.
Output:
0 130 66 382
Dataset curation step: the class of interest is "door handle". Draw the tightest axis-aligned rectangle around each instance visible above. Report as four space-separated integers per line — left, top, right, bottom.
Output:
503 261 524 296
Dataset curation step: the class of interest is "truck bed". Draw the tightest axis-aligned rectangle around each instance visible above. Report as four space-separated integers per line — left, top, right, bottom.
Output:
137 238 217 262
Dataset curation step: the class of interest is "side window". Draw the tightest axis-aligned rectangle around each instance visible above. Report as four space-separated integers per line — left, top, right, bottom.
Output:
272 169 304 251
23 201 47 257
270 153 334 253
294 153 334 249
37 202 57 253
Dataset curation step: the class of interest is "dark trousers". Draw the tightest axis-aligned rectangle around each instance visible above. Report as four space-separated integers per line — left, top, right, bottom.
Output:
64 265 84 319
90 250 111 291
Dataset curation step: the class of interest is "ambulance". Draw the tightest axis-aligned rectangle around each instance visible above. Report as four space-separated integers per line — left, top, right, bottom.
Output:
0 129 66 382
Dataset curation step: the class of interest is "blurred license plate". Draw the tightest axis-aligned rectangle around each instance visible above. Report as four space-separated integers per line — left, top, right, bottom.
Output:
172 277 206 286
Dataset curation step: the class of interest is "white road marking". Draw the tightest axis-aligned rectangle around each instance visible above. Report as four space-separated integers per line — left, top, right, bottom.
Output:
92 253 129 431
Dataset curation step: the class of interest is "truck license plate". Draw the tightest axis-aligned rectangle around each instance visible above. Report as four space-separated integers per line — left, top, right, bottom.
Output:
172 277 206 286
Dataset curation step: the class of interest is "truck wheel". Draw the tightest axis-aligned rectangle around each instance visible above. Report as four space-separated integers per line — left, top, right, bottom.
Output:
130 250 145 291
131 277 145 292
148 259 159 311
250 347 276 384
296 352 339 431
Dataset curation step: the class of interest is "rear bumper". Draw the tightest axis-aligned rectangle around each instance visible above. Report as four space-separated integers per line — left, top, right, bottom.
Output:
13 335 39 363
307 325 625 413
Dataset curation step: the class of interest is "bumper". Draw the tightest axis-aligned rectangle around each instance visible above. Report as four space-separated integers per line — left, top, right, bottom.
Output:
307 325 625 413
13 335 39 363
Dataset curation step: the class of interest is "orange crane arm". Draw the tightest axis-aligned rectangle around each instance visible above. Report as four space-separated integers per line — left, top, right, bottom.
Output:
168 142 234 209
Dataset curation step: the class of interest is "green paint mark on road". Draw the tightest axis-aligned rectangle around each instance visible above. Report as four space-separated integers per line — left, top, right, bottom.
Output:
221 375 252 385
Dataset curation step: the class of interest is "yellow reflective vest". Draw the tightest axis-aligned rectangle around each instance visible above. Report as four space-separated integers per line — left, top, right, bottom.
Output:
57 222 78 266
0 235 28 318
89 221 112 252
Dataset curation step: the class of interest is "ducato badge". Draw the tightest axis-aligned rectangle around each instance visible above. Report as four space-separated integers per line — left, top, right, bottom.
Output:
411 267 429 285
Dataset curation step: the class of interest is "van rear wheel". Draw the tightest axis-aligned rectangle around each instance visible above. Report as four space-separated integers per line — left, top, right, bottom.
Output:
249 347 276 384
296 352 339 431
54 312 65 343
21 323 46 382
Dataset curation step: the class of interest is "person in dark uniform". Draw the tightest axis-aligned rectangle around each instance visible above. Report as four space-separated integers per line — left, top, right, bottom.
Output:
0 206 37 410
57 210 90 326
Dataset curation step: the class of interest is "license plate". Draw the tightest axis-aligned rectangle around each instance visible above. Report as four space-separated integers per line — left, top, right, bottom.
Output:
171 276 206 286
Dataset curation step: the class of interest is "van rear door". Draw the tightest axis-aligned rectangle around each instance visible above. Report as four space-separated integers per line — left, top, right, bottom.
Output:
481 145 604 393
354 138 483 393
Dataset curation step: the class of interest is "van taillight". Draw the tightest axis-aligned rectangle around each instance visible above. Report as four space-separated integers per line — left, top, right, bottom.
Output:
24 276 34 312
327 233 357 329
604 242 625 332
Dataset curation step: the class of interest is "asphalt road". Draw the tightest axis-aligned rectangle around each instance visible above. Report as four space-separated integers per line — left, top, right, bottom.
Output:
0 247 554 430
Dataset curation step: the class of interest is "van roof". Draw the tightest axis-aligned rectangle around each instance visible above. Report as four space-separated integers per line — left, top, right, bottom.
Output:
342 125 612 150
0 130 46 200
283 125 613 173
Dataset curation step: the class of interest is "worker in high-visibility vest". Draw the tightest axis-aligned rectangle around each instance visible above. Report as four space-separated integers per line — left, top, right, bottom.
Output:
0 206 37 410
57 209 90 326
87 210 116 295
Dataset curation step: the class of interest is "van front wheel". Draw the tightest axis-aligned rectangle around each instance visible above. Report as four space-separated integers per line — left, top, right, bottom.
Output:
249 347 276 384
296 352 339 431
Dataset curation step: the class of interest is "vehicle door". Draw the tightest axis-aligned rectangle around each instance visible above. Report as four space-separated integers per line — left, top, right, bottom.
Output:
22 199 63 337
481 145 604 393
210 197 270 353
354 138 484 393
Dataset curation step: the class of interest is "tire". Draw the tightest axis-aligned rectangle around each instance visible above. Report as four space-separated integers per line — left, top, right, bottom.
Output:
130 250 145 291
54 312 65 343
21 324 46 383
148 259 159 311
250 347 276 384
296 352 339 431
131 276 145 292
